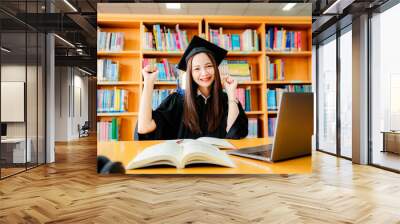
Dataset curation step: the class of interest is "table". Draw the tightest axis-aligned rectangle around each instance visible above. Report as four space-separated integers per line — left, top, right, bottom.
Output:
382 131 400 154
97 138 312 174
1 138 32 164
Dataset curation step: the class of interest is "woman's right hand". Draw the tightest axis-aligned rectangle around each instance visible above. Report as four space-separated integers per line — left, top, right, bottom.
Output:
142 64 158 86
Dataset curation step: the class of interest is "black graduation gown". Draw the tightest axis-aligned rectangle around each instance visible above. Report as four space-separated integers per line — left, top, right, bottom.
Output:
137 91 248 140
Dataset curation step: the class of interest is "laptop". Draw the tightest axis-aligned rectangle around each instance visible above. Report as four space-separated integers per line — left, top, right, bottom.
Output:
228 92 314 162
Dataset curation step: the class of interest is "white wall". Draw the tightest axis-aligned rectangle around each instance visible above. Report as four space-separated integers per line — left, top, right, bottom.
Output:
54 67 89 141
1 65 33 138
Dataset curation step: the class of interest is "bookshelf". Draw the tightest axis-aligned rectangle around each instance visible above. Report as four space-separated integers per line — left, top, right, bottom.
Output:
97 14 311 140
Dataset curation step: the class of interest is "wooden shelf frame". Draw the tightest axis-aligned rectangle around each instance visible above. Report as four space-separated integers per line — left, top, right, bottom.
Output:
97 14 312 140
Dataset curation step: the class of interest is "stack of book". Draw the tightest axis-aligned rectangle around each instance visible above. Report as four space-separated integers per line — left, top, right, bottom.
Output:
152 89 175 110
143 24 189 51
97 59 119 82
268 117 277 137
142 58 182 82
209 28 259 51
97 118 120 141
265 27 302 51
266 57 285 80
236 87 251 112
247 118 258 138
267 85 312 111
97 88 128 113
219 60 251 82
97 30 124 52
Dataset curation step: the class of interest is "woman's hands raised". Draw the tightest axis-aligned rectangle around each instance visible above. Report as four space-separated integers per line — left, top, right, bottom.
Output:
142 64 159 86
224 75 238 101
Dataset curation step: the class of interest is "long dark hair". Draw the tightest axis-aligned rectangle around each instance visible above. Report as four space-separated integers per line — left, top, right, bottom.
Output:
183 52 224 134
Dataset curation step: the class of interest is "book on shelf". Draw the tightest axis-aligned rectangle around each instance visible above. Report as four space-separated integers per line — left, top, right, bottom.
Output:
247 118 258 138
236 87 252 112
219 60 252 82
97 87 129 113
97 118 120 141
97 29 124 52
143 24 189 51
209 27 259 51
267 85 312 111
126 138 236 169
142 58 183 82
265 27 302 52
97 59 119 82
268 117 277 137
266 57 285 81
152 89 175 110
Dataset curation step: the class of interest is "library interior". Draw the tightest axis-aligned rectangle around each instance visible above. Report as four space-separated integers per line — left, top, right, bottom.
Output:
0 1 400 223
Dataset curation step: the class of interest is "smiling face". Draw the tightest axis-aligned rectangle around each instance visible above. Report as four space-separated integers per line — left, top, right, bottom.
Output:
190 52 215 89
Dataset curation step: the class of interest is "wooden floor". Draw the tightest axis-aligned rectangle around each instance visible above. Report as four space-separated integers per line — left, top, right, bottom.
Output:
1 136 400 223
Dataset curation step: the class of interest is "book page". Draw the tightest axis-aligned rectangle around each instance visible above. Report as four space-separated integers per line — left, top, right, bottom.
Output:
126 142 183 169
196 137 236 149
181 140 235 168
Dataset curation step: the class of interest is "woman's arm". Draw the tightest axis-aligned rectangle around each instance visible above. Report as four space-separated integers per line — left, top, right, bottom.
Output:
138 65 158 134
224 76 240 132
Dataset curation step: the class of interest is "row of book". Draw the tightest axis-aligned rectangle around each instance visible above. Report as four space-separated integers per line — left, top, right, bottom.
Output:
266 57 284 81
152 89 175 110
237 87 252 112
97 31 124 52
219 60 251 82
142 58 182 82
268 117 277 137
97 118 120 141
209 28 259 52
143 24 190 51
247 118 258 138
267 85 312 110
97 59 119 82
97 88 128 113
266 27 302 51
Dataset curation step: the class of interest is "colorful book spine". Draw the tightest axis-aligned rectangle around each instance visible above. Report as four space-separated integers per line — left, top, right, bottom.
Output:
98 118 120 141
142 58 183 82
267 90 277 110
97 88 128 113
143 24 189 51
219 60 252 82
267 85 312 111
209 28 259 51
265 27 302 52
97 31 125 52
266 58 285 81
246 118 258 138
268 118 277 137
152 89 175 110
236 87 252 112
97 59 120 82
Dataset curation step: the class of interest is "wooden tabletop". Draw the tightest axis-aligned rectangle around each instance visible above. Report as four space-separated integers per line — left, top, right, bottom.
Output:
97 138 311 174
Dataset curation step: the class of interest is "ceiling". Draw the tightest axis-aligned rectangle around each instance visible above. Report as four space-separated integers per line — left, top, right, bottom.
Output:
0 0 392 74
97 3 311 16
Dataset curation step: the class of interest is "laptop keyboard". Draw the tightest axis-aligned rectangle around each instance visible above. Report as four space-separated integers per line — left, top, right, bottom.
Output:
250 150 271 158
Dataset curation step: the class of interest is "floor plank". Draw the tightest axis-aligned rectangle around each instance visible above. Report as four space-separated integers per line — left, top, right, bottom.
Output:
0 135 400 223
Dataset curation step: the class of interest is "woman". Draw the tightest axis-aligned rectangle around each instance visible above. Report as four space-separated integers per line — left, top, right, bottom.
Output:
137 36 248 140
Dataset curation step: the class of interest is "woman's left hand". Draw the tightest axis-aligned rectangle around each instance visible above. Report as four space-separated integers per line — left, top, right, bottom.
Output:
224 75 238 100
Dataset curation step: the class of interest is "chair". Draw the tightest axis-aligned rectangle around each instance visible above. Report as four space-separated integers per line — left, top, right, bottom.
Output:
79 121 90 138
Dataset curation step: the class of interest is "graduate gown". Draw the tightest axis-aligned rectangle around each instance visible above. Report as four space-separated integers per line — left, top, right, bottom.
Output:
137 91 248 140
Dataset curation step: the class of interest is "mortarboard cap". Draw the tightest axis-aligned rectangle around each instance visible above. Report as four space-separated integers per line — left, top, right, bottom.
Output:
176 35 228 71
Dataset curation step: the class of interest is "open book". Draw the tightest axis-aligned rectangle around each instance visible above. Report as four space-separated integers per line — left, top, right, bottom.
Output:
126 138 236 169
